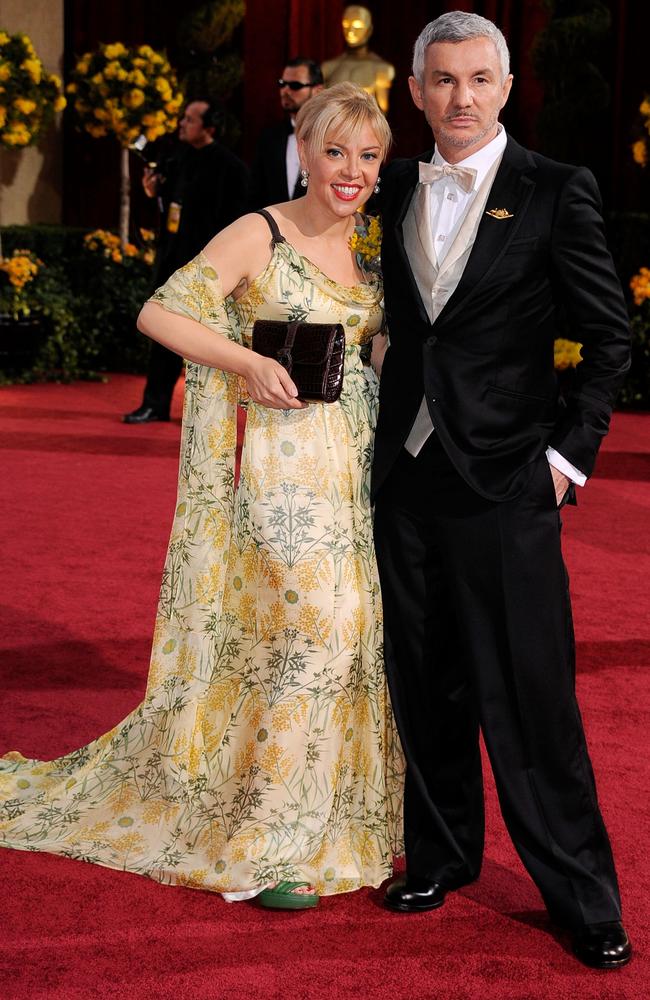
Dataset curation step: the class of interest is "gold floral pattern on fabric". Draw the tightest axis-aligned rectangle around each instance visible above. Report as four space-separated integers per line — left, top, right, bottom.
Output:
0 224 403 896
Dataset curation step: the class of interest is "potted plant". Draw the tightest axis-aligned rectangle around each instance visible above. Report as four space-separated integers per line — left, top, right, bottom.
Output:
0 248 47 373
0 248 76 381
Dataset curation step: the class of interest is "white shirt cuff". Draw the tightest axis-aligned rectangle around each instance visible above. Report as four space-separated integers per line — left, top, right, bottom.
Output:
546 447 587 487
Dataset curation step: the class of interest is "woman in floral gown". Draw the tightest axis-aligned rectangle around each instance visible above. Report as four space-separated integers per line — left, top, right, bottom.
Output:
0 84 402 906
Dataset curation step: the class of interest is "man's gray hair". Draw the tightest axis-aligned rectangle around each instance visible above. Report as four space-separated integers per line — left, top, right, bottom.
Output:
412 11 510 85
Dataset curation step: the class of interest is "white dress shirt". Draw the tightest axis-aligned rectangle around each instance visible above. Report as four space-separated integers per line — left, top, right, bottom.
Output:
285 118 300 200
429 127 506 264
405 127 585 487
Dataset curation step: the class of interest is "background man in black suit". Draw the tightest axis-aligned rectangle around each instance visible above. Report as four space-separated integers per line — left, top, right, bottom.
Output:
247 57 323 209
124 100 249 424
372 12 632 969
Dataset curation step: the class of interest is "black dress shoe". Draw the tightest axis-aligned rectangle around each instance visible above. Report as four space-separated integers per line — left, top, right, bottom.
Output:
123 405 169 424
571 921 632 969
384 876 447 913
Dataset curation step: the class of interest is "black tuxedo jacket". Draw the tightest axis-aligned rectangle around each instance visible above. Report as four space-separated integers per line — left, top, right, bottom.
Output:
372 135 631 501
248 120 305 210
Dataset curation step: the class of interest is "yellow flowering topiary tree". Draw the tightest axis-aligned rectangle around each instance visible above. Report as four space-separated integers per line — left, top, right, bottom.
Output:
67 42 183 247
0 30 66 257
0 30 66 149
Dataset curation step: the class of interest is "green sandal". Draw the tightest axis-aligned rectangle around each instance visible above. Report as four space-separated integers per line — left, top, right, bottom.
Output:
257 880 319 910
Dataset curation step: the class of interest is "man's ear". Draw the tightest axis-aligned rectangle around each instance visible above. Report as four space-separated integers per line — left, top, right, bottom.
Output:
499 74 514 111
408 75 425 111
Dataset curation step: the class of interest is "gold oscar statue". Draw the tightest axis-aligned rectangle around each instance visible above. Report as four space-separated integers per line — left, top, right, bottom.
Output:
322 5 395 113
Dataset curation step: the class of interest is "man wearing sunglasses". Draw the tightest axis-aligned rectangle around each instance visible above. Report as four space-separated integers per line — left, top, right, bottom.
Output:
248 57 323 209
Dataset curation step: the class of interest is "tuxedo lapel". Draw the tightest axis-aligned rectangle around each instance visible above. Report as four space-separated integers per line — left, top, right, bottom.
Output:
436 157 500 281
392 153 434 326
402 184 439 322
436 137 537 326
412 184 437 275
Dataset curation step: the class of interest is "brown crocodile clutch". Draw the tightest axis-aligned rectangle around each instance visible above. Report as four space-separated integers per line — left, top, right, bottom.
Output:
251 318 345 403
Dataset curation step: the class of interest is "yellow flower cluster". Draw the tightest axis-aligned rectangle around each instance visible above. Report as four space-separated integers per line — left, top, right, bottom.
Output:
632 139 647 168
83 228 155 265
632 96 650 169
554 338 583 370
630 266 650 307
67 41 182 147
0 249 41 289
349 214 382 262
0 31 66 147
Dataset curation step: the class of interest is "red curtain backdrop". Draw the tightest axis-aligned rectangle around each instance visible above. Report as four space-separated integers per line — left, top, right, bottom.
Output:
61 0 645 227
243 0 648 207
242 0 548 162
241 0 343 162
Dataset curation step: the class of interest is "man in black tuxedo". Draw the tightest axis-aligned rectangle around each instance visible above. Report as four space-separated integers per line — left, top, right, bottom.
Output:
373 12 632 969
124 100 248 424
248 57 323 209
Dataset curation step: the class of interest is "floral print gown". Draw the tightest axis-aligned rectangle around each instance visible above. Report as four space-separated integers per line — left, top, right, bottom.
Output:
0 222 403 896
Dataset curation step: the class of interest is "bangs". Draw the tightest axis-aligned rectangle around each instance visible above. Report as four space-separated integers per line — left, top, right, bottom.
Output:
295 82 392 161
311 105 380 155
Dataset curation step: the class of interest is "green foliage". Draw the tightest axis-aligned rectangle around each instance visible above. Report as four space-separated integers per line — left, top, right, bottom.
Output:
176 0 246 147
606 212 650 284
182 50 243 104
617 310 650 409
604 211 650 409
531 1 611 182
178 0 245 53
0 224 151 383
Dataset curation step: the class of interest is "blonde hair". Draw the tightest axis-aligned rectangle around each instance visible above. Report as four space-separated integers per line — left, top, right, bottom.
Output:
295 82 391 161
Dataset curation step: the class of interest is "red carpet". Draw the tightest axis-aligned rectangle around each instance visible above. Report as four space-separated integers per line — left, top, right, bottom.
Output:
0 375 648 1000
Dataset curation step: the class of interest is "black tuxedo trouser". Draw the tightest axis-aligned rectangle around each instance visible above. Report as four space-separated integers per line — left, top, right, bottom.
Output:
141 338 184 418
373 434 622 928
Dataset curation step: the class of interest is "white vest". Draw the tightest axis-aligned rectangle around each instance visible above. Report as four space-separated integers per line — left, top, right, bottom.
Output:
403 155 503 454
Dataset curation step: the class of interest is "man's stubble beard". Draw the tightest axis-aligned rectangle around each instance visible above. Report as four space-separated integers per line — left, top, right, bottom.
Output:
433 109 499 151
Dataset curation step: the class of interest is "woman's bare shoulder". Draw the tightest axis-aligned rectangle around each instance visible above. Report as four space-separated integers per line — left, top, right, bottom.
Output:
201 212 277 292
202 212 273 263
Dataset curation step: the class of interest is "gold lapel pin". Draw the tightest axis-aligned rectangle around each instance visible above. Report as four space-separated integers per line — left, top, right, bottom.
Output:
486 208 514 219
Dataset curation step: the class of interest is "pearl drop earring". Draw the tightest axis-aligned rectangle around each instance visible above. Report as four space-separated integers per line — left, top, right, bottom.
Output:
300 169 309 188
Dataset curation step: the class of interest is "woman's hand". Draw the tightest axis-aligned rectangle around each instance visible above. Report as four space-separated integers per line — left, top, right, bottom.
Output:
243 354 307 410
142 167 160 199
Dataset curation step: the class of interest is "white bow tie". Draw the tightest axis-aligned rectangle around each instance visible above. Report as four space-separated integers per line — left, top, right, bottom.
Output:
419 161 477 194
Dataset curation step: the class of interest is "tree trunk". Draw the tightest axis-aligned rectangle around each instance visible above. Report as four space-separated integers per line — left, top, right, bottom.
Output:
119 146 130 248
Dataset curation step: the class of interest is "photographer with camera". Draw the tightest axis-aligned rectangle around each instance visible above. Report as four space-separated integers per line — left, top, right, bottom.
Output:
124 100 249 424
